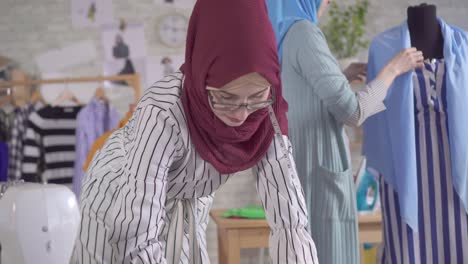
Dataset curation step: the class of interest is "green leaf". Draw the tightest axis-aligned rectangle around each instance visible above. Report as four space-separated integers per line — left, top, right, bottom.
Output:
322 0 369 59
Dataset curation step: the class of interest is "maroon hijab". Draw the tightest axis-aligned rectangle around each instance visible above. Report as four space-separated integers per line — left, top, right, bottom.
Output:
181 0 288 174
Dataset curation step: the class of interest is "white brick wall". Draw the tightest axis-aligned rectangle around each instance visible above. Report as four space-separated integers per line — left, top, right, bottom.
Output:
366 0 468 39
1 1 467 263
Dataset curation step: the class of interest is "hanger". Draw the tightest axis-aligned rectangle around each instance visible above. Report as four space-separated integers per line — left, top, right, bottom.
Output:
30 87 46 106
51 79 80 107
94 86 108 102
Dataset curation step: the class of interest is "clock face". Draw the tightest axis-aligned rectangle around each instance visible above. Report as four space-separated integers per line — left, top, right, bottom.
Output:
158 14 188 48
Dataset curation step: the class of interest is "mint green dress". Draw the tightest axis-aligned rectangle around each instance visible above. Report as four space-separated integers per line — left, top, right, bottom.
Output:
281 20 360 264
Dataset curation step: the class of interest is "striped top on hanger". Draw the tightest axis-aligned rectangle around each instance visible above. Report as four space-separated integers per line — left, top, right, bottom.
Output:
8 102 43 180
22 105 81 183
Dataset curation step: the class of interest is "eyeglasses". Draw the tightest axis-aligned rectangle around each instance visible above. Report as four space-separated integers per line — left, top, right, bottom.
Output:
207 87 275 111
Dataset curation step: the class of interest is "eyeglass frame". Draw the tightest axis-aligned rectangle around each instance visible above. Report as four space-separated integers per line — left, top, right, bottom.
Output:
206 86 276 111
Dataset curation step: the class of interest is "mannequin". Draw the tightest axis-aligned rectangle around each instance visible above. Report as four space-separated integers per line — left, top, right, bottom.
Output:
365 6 468 263
407 3 444 59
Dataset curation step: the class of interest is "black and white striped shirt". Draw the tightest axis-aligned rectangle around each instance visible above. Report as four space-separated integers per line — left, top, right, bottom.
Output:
22 105 81 183
8 102 43 180
71 73 318 264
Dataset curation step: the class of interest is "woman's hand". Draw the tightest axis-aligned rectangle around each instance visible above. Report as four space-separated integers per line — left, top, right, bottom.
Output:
343 62 367 83
377 47 424 87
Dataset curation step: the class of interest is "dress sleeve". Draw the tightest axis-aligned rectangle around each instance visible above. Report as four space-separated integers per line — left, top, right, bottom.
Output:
107 105 182 263
253 135 319 263
345 79 388 126
22 112 43 182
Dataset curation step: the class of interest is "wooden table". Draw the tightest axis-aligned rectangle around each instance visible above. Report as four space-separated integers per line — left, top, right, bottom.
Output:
210 209 270 264
358 213 383 243
210 209 382 264
357 213 383 264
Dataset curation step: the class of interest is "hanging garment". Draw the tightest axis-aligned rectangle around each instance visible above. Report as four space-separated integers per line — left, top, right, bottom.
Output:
277 19 389 264
379 59 468 264
0 108 14 142
8 102 43 180
73 98 120 198
70 73 318 264
82 110 132 172
363 19 468 230
0 142 8 182
22 105 81 183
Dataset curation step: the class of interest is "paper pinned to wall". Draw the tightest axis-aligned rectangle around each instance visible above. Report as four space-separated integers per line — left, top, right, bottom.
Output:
71 0 114 28
103 58 145 115
35 40 97 73
154 0 196 9
101 23 147 61
145 55 184 88
103 57 146 87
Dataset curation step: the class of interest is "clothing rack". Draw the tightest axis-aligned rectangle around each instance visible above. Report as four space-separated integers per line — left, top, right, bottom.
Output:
0 74 142 103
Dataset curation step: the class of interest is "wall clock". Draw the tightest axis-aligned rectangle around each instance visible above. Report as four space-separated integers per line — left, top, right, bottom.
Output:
157 13 188 48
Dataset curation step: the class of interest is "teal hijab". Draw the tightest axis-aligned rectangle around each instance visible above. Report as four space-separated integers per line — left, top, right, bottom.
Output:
265 0 323 61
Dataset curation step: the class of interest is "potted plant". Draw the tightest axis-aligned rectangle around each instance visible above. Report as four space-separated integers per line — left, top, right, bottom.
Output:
321 0 369 70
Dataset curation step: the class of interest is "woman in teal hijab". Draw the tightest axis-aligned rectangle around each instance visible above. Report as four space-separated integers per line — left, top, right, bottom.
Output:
265 0 424 263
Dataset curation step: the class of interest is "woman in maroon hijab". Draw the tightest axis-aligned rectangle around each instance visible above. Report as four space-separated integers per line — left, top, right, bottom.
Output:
71 0 318 263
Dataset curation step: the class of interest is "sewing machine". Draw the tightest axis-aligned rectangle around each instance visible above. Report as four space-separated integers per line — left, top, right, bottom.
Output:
0 181 80 264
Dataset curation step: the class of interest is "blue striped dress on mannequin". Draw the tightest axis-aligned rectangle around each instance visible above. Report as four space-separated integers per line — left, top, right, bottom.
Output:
379 58 468 263
364 19 468 264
